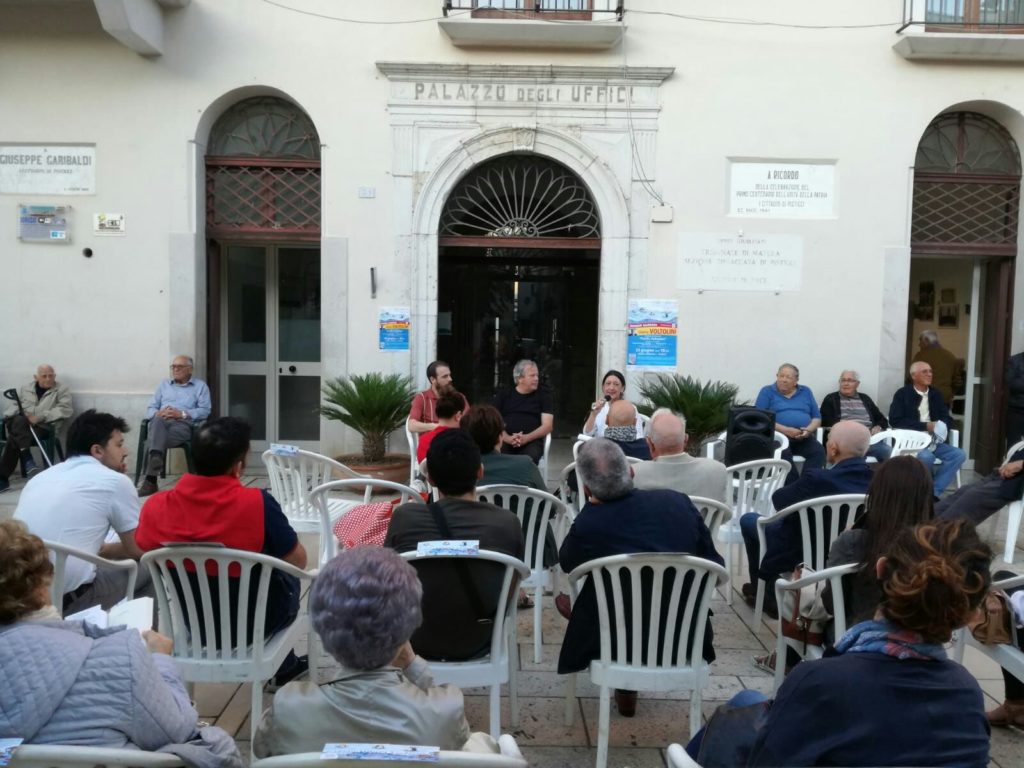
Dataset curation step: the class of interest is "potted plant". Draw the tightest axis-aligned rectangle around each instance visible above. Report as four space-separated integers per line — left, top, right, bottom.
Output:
319 372 416 483
637 374 741 456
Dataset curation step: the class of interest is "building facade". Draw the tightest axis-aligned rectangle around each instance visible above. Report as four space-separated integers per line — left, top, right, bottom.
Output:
2 0 1023 471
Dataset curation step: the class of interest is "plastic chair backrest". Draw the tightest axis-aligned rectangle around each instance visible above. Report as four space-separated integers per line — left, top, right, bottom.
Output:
476 485 567 572
687 496 733 540
9 745 185 767
250 745 527 768
405 420 419 485
871 429 932 457
44 539 138 616
725 458 791 518
309 478 422 563
638 412 652 438
140 545 308 664
766 494 867 571
558 461 585 515
567 553 727 670
1006 439 1024 463
666 743 702 768
261 447 367 523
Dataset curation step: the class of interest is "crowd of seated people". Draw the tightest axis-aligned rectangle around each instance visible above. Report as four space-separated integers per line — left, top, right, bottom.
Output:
3 348 1024 766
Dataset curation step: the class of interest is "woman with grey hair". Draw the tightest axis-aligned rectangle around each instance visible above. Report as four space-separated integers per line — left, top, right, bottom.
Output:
253 546 496 757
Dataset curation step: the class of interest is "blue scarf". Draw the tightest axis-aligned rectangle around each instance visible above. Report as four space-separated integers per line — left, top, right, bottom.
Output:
833 619 947 662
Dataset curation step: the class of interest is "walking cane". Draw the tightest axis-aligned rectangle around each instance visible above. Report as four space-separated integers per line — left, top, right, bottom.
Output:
2 388 54 468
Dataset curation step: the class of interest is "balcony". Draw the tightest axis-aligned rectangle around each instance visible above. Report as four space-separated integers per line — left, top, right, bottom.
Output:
896 0 1024 61
439 1 625 49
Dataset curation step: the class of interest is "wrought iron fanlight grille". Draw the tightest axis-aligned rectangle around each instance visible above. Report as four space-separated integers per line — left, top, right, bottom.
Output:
440 157 600 240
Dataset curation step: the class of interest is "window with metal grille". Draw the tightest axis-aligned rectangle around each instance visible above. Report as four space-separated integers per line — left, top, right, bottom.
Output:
206 97 321 240
912 112 1021 255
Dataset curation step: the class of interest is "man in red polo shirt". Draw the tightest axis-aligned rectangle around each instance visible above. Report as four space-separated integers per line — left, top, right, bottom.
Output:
136 416 308 686
408 360 468 434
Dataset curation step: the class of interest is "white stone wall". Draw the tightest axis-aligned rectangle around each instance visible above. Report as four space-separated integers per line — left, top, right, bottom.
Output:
2 0 1024 457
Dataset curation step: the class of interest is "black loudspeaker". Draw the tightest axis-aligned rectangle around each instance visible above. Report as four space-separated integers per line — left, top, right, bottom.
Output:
724 406 776 466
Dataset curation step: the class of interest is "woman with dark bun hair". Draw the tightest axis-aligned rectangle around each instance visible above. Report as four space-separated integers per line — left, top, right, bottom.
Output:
582 369 643 437
746 518 992 767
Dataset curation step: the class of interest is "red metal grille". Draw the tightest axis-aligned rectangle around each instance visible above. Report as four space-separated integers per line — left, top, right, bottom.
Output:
206 157 320 240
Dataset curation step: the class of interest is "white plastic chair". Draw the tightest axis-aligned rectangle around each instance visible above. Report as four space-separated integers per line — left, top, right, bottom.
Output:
638 412 652 438
309 478 422 565
262 447 370 564
9 745 185 767
771 561 859 691
249 735 527 767
953 573 1024 685
401 549 529 740
44 539 138 616
687 496 733 540
666 743 702 768
717 459 791 604
869 428 933 457
140 546 316 745
405 419 419 486
563 553 727 768
477 484 570 663
538 432 553 487
559 461 585 515
753 494 866 627
998 440 1024 563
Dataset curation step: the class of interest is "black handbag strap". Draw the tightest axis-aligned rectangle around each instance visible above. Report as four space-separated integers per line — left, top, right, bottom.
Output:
426 502 491 623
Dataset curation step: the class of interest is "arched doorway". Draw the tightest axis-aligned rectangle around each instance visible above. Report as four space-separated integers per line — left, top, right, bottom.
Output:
205 96 322 449
910 110 1021 472
436 155 601 433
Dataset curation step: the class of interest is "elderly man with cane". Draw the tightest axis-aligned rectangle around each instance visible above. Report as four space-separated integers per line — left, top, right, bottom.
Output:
0 364 72 492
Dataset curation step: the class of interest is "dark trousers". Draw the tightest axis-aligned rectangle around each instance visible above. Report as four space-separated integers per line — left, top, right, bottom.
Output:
740 512 799 595
501 439 544 465
1008 408 1024 450
995 570 1024 700
936 476 1008 525
780 435 826 485
145 416 193 475
0 416 50 479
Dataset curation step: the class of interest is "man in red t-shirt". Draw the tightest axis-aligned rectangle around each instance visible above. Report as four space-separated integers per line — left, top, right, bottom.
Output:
416 391 466 463
135 417 308 686
408 360 468 434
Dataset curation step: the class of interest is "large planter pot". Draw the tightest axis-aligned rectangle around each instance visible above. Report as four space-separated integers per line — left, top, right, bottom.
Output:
335 453 411 492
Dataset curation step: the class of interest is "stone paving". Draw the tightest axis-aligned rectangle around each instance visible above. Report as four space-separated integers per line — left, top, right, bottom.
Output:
1 438 1023 766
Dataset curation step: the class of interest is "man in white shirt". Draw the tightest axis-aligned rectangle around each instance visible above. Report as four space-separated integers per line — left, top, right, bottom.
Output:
633 408 728 502
14 409 151 614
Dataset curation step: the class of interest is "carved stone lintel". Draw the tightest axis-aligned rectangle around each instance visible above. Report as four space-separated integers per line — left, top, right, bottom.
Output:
512 127 536 152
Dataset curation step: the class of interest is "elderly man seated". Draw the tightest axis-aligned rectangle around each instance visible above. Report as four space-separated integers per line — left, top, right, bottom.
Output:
936 441 1024 525
602 399 651 460
558 438 723 717
0 364 73 491
739 421 873 618
888 361 966 498
253 546 496 756
819 370 891 462
633 408 726 502
755 363 825 484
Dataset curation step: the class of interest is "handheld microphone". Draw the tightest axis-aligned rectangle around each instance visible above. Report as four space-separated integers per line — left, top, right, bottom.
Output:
604 395 611 402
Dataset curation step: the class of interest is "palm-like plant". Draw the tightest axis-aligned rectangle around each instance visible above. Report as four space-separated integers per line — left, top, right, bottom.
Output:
319 373 416 463
637 374 741 455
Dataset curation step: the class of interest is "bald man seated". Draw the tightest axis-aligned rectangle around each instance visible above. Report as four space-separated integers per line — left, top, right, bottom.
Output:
739 421 873 617
0 364 73 491
601 399 651 461
633 409 727 502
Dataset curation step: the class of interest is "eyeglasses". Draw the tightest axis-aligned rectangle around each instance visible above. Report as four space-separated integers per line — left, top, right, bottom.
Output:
839 378 858 384
170 364 191 370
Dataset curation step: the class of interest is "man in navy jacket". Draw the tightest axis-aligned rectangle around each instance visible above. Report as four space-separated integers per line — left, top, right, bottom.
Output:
740 422 874 615
558 438 722 717
888 361 966 497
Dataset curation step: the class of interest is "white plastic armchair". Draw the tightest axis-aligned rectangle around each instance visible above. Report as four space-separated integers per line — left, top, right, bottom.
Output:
140 546 317 745
717 459 790 604
868 428 933 458
688 496 733 540
563 553 728 768
953 573 1024 684
405 419 419 486
249 736 527 767
309 478 422 565
400 549 529 740
538 432 553 487
666 743 703 768
753 494 866 627
772 561 859 691
998 439 1024 563
44 539 138 616
477 485 570 663
9 745 185 767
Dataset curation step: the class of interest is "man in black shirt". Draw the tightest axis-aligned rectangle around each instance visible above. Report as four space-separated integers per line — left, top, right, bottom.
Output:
492 359 554 465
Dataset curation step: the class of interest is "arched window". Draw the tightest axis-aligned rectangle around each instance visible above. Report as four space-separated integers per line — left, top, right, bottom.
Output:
206 97 320 240
912 112 1021 254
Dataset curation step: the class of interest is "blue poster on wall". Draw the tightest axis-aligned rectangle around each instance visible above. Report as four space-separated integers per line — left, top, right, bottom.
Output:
627 299 678 371
379 307 410 351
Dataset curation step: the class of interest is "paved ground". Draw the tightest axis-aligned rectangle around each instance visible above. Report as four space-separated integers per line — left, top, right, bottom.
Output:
2 438 1023 766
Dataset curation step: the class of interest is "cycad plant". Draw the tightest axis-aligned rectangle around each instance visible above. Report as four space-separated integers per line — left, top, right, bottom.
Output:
637 374 741 455
319 373 415 463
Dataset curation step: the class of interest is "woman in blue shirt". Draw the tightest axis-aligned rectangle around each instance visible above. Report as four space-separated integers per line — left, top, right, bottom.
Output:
755 363 825 483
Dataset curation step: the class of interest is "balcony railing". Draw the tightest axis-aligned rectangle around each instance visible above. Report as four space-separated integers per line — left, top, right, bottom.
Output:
443 1 624 22
901 0 1024 32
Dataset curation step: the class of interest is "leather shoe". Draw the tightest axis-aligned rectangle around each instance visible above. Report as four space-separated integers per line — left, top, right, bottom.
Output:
987 699 1024 728
614 689 637 717
138 479 159 497
554 593 572 620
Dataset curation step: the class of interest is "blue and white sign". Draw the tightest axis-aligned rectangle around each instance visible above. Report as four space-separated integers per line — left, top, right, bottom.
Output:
379 307 410 351
627 299 678 371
